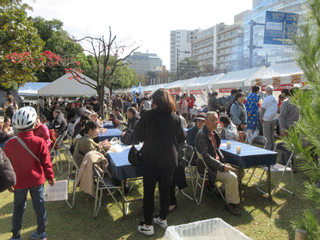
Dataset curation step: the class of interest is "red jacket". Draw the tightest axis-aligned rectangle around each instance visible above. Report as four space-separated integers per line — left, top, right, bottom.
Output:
4 130 54 189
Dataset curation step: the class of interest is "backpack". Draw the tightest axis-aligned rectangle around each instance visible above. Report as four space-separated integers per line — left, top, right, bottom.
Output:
0 148 16 193
226 99 236 117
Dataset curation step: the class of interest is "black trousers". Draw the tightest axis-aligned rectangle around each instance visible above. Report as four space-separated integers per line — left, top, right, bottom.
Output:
143 164 174 225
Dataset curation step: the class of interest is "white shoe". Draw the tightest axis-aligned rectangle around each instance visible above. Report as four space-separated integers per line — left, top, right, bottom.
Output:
138 223 154 236
154 216 168 228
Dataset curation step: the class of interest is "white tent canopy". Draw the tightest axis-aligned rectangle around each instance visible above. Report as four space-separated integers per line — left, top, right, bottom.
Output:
38 73 109 97
184 74 225 91
213 67 266 89
162 78 197 90
18 82 50 97
252 62 305 87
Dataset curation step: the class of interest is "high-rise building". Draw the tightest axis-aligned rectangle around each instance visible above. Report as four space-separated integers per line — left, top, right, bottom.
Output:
192 24 225 71
170 29 199 72
127 52 162 76
217 10 252 71
243 0 307 66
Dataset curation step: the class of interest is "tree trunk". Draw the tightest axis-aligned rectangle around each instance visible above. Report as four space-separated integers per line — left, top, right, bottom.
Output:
97 85 105 119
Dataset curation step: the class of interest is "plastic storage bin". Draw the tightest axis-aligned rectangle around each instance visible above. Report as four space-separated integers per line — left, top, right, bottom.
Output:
163 218 251 240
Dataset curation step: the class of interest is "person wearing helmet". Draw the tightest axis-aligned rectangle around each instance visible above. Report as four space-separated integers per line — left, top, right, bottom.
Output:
4 106 55 240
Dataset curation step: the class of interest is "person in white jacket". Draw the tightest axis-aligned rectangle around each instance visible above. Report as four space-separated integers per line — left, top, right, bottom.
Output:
219 115 239 141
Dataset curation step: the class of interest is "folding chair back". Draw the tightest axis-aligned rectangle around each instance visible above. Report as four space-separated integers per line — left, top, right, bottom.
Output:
257 142 295 197
193 150 225 206
50 131 65 174
65 150 80 209
274 142 291 152
251 136 268 149
186 145 195 166
93 164 125 218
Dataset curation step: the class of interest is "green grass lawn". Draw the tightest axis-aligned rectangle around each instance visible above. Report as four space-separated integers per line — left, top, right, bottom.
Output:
1 148 319 240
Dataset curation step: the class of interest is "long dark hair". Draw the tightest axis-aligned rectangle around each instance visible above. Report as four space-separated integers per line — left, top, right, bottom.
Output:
151 88 176 114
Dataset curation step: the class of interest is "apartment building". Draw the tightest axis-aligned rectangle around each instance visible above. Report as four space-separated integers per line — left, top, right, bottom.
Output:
243 0 307 66
192 24 225 70
216 10 252 71
170 29 199 73
127 52 162 76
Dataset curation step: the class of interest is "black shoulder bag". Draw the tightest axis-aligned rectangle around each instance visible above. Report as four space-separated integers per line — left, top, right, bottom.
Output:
128 145 143 166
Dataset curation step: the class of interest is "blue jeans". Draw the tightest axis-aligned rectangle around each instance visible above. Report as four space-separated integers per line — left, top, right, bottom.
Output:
12 184 47 238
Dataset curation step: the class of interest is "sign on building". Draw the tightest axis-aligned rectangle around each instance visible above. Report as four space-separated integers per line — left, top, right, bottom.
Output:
264 11 298 52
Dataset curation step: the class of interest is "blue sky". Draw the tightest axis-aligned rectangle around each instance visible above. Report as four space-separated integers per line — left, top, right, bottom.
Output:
24 0 252 70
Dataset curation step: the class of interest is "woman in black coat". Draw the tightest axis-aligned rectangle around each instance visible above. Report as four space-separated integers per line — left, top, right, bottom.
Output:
137 88 186 236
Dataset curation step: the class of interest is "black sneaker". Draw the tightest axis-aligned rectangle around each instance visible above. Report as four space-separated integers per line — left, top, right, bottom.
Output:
138 222 154 236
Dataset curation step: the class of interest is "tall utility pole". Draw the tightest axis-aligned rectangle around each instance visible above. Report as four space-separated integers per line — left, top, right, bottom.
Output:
249 20 265 68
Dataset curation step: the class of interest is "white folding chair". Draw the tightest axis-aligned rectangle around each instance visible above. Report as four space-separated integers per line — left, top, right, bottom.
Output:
243 136 268 185
194 150 226 206
93 164 127 218
65 150 80 209
50 130 69 174
256 142 295 197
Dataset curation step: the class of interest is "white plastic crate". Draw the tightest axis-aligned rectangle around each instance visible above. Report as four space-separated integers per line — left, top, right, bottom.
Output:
163 218 251 240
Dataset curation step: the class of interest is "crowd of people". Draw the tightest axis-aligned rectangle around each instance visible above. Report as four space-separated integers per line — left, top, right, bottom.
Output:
1 85 302 238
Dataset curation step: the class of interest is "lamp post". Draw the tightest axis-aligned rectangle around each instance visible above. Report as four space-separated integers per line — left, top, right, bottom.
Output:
248 20 265 68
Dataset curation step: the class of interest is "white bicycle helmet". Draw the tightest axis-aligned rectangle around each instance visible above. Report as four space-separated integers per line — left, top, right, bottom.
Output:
12 106 37 129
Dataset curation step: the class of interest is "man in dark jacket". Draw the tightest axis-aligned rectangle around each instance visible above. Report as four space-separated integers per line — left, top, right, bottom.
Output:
52 110 68 136
122 107 140 144
195 111 242 216
208 92 221 112
91 97 101 116
187 112 205 148
112 95 123 112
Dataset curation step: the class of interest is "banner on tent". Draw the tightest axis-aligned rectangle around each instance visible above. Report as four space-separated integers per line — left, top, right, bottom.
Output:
168 87 181 95
261 84 293 91
219 88 237 93
291 73 301 84
190 90 203 95
272 76 281 86
144 91 151 95
254 78 262 86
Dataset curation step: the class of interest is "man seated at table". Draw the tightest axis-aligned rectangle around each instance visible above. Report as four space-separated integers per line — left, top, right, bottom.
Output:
195 111 242 216
52 109 68 136
187 112 205 148
121 107 140 145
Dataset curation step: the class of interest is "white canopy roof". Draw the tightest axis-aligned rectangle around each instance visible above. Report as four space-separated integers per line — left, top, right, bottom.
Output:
38 73 109 97
213 67 266 89
162 78 197 90
184 74 225 91
143 84 165 93
252 62 305 86
18 82 50 97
